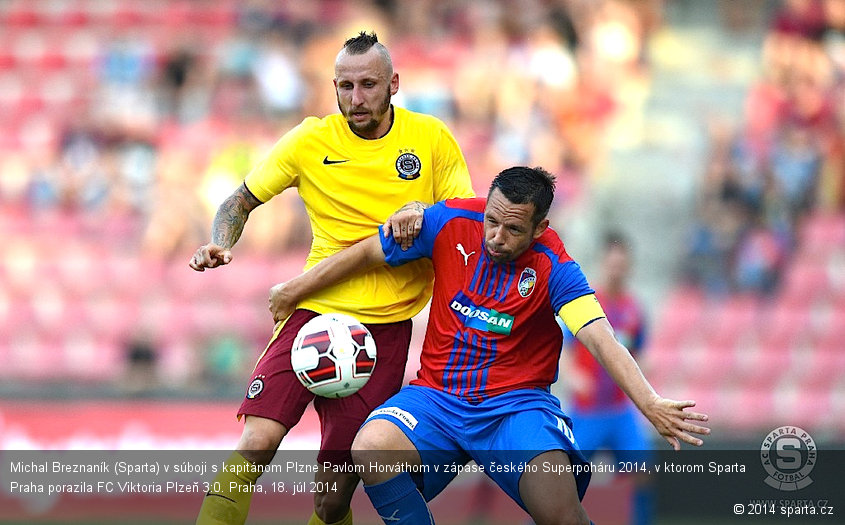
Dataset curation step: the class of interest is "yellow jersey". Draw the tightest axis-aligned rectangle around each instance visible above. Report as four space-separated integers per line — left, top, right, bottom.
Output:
245 106 475 323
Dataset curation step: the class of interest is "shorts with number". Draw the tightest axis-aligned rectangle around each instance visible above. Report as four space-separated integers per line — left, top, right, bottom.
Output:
239 309 412 466
365 385 591 510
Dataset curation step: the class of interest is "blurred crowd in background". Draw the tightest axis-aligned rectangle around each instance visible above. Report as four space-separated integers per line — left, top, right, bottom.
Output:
685 0 845 295
1 0 843 436
0 0 667 256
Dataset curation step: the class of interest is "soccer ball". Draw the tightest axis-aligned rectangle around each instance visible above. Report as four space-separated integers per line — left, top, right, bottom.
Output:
291 313 377 398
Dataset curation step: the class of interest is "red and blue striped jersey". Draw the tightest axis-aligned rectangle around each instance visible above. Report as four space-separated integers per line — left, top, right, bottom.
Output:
379 198 601 402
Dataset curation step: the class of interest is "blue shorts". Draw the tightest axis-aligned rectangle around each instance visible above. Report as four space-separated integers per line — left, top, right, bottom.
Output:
365 385 591 510
568 403 653 464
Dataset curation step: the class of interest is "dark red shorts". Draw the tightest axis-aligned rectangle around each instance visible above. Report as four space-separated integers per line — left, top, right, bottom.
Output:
238 309 412 466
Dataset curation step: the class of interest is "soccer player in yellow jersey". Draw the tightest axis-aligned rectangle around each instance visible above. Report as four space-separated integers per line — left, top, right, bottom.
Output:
189 32 474 525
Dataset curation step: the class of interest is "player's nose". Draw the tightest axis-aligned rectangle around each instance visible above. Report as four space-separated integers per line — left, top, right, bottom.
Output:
351 86 365 105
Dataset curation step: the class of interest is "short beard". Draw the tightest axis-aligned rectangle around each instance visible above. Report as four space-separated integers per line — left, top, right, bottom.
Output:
339 88 392 136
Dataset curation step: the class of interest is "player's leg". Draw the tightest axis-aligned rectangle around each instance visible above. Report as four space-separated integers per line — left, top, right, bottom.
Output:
520 450 590 525
352 418 432 524
351 386 469 525
469 390 592 525
196 310 319 525
307 467 359 525
196 416 288 525
309 319 413 524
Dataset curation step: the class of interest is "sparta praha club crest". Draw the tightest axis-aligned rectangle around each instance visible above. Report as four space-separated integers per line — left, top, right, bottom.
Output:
395 152 422 180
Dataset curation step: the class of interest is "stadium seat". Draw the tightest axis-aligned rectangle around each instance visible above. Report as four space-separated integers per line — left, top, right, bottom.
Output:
1 2 40 28
704 293 760 349
650 287 707 351
733 338 792 389
800 213 845 254
717 385 775 431
777 383 832 432
780 256 829 306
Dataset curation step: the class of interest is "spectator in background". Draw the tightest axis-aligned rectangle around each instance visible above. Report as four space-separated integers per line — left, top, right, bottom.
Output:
561 232 655 525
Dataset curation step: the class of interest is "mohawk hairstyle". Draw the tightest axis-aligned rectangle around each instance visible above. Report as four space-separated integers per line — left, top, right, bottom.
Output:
343 31 380 54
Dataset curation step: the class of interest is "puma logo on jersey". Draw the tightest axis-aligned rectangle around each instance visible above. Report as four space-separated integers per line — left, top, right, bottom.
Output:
456 243 476 265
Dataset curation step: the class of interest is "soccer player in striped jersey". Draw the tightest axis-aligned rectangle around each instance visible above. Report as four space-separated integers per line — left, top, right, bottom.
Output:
270 166 710 525
564 232 655 525
189 32 474 525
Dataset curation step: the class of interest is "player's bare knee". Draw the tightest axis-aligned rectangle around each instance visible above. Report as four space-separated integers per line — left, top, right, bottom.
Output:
350 421 387 462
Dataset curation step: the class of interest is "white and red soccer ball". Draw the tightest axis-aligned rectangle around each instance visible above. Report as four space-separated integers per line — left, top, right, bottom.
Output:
291 313 377 398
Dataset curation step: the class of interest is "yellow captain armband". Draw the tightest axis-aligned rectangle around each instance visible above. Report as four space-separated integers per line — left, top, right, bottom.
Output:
558 294 606 335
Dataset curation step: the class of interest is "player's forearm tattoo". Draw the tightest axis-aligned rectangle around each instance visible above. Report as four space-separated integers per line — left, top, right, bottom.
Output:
398 201 429 214
211 184 262 249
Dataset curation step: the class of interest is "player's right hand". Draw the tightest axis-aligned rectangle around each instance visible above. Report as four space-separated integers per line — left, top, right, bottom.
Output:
645 397 710 450
384 201 426 251
269 281 297 323
189 243 232 271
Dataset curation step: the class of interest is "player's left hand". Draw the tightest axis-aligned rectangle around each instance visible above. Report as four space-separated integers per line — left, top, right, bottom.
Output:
269 281 297 324
384 201 427 251
645 397 710 450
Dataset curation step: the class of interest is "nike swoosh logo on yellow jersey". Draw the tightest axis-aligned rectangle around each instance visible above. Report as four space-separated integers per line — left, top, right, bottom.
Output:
322 156 349 165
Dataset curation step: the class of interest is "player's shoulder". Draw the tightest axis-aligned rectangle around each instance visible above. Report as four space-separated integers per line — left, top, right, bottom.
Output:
532 227 574 265
301 114 341 132
442 197 485 213
423 198 484 232
274 116 331 143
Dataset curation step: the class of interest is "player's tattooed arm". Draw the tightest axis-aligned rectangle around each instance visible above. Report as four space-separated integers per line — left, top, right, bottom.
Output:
384 201 430 251
189 183 263 272
211 183 263 248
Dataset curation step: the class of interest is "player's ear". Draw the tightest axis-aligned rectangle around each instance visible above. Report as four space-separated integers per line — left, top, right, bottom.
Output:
532 218 549 240
390 72 399 95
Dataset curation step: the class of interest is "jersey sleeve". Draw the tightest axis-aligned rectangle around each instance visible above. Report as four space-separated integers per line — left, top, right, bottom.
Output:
243 119 311 202
377 200 452 266
549 260 606 335
432 121 475 201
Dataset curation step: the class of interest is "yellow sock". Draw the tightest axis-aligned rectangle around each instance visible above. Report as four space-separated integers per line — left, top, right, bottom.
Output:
307 509 353 525
196 452 263 525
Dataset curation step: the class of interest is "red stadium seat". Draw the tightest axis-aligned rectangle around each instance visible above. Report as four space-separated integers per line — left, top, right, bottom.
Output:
800 213 845 255
780 256 829 306
704 293 760 349
717 385 775 431
777 385 832 432
2 2 40 28
651 287 706 348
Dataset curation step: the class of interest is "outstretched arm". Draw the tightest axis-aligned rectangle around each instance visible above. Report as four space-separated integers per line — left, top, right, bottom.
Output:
189 183 263 271
269 236 386 323
575 319 711 450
